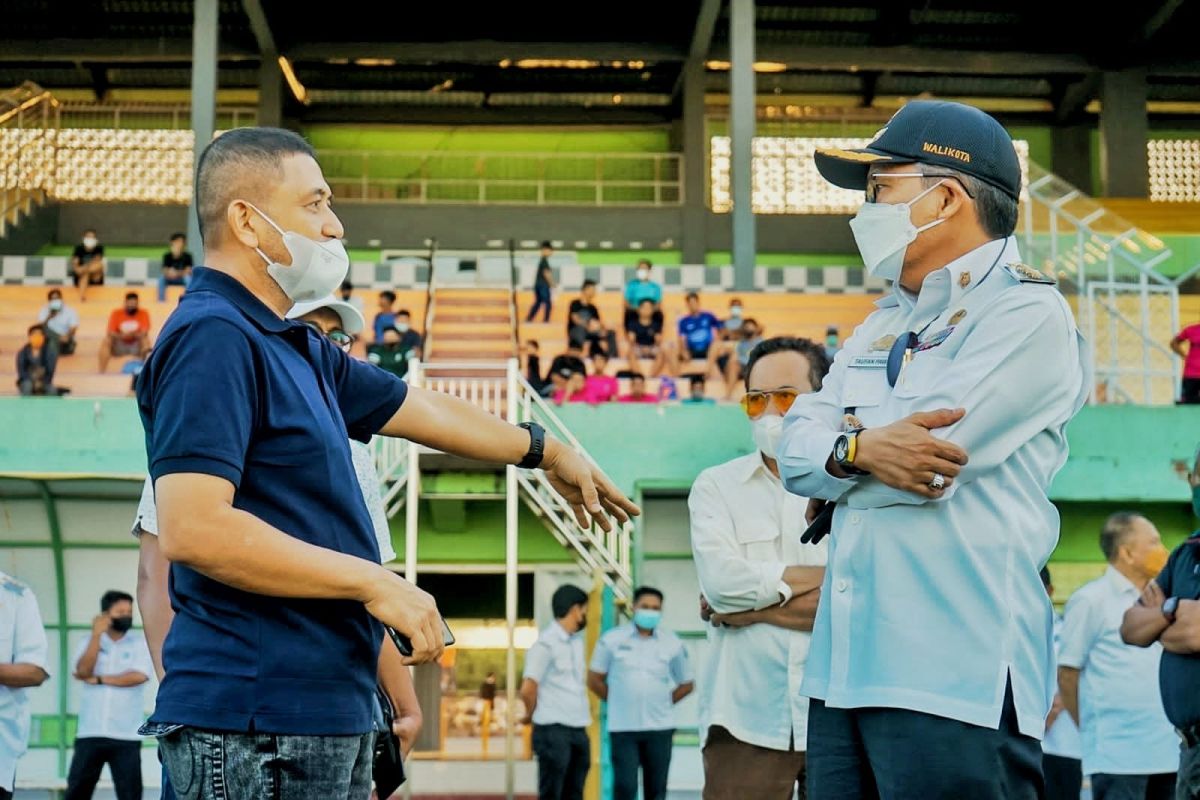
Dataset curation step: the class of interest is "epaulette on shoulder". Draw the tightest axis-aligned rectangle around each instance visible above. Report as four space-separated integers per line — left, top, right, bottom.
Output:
1002 262 1056 285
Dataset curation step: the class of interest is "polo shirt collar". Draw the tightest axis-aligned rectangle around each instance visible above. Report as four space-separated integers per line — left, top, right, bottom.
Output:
628 622 659 640
1104 564 1140 596
188 267 295 334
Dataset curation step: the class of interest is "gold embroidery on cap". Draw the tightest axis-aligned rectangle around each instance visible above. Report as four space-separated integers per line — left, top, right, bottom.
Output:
922 142 971 163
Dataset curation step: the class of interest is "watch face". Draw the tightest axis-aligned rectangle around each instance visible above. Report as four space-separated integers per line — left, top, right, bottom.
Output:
1165 597 1179 615
834 436 849 462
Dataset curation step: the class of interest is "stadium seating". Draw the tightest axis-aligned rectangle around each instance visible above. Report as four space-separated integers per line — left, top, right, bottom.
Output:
0 285 427 397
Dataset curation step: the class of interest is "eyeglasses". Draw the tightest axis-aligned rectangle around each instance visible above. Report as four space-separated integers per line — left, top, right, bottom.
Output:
740 389 799 419
301 320 355 353
865 172 973 203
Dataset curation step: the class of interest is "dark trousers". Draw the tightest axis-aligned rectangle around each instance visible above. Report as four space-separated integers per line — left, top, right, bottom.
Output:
527 287 552 322
1043 753 1082 800
0 787 11 800
1182 378 1200 404
702 725 806 800
806 681 1043 800
66 737 143 800
532 723 589 800
610 729 672 800
1179 742 1200 800
159 727 373 800
1092 772 1177 800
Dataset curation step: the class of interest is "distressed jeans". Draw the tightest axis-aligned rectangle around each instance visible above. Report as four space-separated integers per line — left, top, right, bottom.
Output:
159 727 374 800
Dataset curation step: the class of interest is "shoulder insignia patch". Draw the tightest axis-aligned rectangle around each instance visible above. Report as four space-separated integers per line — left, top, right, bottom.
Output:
1005 262 1056 285
0 575 28 597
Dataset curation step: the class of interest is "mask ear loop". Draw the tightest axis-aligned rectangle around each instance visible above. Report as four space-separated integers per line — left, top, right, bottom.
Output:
243 201 287 265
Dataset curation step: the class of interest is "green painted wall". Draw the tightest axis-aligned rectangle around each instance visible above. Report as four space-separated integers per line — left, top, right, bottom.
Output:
301 126 672 154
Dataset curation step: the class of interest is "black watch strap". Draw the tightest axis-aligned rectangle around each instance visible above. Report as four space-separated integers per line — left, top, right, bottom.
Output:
517 422 546 469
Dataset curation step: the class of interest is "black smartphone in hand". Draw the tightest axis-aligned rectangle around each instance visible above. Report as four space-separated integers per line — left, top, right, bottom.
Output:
386 619 456 658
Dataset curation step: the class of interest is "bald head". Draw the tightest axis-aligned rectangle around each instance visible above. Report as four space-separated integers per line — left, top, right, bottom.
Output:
195 127 316 246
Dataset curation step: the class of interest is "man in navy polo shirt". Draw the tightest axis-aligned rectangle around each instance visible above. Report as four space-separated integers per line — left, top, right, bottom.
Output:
137 127 638 799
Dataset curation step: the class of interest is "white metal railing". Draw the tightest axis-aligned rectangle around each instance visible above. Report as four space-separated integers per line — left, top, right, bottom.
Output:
1020 160 1181 405
372 433 411 519
0 82 58 238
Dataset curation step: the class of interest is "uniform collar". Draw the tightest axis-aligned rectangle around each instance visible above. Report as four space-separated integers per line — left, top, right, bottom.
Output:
1104 564 1141 596
186 267 295 334
885 236 1017 315
551 620 579 640
736 452 776 484
627 622 659 640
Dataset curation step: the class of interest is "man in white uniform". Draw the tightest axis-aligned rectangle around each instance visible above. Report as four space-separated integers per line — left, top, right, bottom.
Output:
0 573 49 800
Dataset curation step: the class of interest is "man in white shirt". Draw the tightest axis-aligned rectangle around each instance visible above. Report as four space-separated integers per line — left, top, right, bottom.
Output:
1058 513 1178 800
1041 566 1083 800
779 100 1088 799
36 288 80 356
0 573 50 800
689 336 831 800
66 590 153 800
588 587 694 800
520 584 592 800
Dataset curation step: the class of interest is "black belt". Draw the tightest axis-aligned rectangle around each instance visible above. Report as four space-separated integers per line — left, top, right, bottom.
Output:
1178 723 1200 749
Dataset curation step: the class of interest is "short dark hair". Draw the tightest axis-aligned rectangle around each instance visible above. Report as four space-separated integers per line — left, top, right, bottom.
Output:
742 317 760 330
1040 566 1052 589
125 292 139 301
397 309 411 318
686 291 700 302
552 584 588 618
582 279 597 290
1100 511 1145 562
101 590 133 612
690 375 705 389
527 339 539 349
630 372 646 382
637 259 651 269
169 232 186 242
592 350 608 361
194 127 316 246
633 586 663 604
922 165 1018 238
745 336 831 392
83 228 96 236
341 280 353 292
380 290 397 304
47 289 61 300
826 326 838 335
541 240 553 249
27 323 45 336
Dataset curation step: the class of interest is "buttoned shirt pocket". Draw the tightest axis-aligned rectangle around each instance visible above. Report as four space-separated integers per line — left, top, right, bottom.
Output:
890 354 951 400
842 364 889 410
733 525 782 563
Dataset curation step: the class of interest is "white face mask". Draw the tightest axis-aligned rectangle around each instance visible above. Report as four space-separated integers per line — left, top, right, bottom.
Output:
848 179 947 282
730 305 743 318
637 269 650 281
752 414 785 459
82 236 98 249
48 299 63 311
395 322 410 333
247 203 349 303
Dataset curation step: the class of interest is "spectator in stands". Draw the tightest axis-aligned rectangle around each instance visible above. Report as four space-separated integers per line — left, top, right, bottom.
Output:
374 290 398 342
480 672 497 711
16 324 57 396
677 292 723 374
554 368 589 406
158 232 193 302
619 373 657 404
720 318 764 400
1058 512 1177 800
340 280 365 316
1172 321 1200 404
624 259 663 328
100 292 151 373
522 584 592 800
722 298 745 340
1121 490 1200 799
681 375 714 405
625 298 670 377
527 241 555 323
71 228 106 302
66 590 153 800
367 325 418 380
549 344 587 385
1041 565 1082 800
588 587 694 800
824 327 840 362
586 352 618 403
0 570 50 800
568 279 618 357
522 340 550 396
36 288 79 356
690 336 830 800
394 310 423 357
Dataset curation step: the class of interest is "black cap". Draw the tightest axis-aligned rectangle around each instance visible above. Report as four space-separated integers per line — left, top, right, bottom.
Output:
814 100 1021 201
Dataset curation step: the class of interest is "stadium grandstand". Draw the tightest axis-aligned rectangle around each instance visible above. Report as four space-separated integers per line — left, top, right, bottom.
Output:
3 1 1200 799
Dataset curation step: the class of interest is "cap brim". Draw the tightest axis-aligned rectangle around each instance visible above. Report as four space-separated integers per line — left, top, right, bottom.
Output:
286 296 365 336
813 147 908 192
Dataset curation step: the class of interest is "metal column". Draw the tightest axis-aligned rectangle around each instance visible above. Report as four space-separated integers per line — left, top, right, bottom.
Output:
188 0 218 264
729 0 757 291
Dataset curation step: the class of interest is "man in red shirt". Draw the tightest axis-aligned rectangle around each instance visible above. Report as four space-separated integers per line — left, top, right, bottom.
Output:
100 292 151 372
1171 322 1200 404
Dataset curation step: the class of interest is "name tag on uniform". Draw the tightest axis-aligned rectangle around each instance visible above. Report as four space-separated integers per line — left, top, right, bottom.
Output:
848 355 888 369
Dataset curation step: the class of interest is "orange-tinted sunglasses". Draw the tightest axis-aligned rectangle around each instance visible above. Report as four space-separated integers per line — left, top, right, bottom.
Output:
740 389 799 419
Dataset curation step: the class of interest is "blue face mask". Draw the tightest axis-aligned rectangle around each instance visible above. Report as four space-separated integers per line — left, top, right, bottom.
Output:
633 608 661 631
1192 485 1200 519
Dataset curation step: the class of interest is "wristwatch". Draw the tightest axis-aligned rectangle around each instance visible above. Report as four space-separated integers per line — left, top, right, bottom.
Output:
516 422 546 469
1163 596 1180 624
833 429 869 475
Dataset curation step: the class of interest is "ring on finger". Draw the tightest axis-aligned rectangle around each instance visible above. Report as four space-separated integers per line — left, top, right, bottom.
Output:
929 473 946 491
